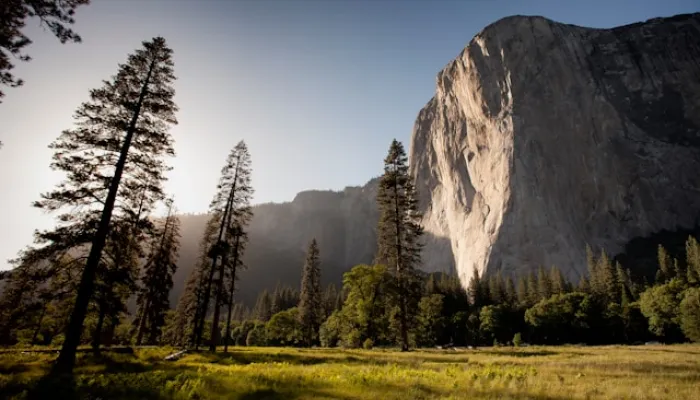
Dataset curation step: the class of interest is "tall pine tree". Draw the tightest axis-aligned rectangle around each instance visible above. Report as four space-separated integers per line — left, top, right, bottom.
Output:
298 238 322 346
216 140 253 350
134 199 181 345
375 139 423 351
189 212 222 348
253 290 272 322
45 37 178 373
169 261 207 347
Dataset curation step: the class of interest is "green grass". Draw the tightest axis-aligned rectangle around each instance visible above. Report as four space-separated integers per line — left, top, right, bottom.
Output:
0 345 699 399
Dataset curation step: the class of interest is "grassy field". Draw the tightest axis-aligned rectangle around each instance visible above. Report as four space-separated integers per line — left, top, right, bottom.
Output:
0 345 698 399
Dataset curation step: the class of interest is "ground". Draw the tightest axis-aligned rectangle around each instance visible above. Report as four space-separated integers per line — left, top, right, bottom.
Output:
0 345 698 399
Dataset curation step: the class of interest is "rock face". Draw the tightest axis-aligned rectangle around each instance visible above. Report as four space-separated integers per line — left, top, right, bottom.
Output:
409 13 700 286
171 179 381 306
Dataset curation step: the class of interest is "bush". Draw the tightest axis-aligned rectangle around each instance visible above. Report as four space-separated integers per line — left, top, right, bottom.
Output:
342 329 361 348
513 332 522 347
266 308 302 346
680 287 700 342
51 334 65 347
320 311 346 348
246 324 267 346
639 279 686 342
363 338 374 349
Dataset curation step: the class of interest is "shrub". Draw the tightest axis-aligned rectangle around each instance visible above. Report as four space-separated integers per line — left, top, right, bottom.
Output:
363 338 374 350
246 324 267 346
320 311 346 348
513 332 522 347
342 329 361 348
680 287 700 342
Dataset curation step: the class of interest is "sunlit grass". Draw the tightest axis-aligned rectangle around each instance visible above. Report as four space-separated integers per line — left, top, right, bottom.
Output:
0 344 698 399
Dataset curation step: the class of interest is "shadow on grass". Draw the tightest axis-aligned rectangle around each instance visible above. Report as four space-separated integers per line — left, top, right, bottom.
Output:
195 350 393 367
477 350 564 358
238 389 283 400
625 346 700 356
0 352 353 400
0 363 31 374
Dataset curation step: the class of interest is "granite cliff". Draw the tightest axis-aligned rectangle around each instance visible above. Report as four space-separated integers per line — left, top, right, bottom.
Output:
409 13 700 286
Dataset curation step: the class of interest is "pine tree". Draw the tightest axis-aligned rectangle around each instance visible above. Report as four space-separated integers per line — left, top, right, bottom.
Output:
253 290 272 322
271 283 284 315
223 217 252 353
231 302 246 322
134 199 181 345
91 219 142 354
599 251 619 304
686 236 700 284
217 142 254 352
168 266 202 346
375 139 423 351
0 261 44 344
322 284 339 319
0 0 89 102
24 37 179 373
188 213 220 348
504 276 517 305
468 267 486 309
537 266 553 300
192 141 253 352
488 271 506 304
92 182 160 353
526 271 539 305
657 245 672 283
298 239 322 346
578 276 591 293
515 275 527 305
616 264 632 306
550 266 567 295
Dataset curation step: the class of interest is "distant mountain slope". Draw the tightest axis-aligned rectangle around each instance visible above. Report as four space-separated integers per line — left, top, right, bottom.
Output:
171 178 383 306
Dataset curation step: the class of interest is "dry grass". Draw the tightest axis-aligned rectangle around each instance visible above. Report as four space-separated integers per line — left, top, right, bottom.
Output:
0 344 698 399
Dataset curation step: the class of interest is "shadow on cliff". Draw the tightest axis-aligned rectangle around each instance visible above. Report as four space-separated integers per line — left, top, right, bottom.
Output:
169 212 456 307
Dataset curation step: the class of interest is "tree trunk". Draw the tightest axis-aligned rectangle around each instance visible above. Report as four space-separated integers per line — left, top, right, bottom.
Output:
194 185 235 349
208 273 223 352
189 280 204 349
31 304 47 344
392 168 408 352
135 299 150 346
223 234 241 353
52 59 156 374
92 300 107 355
204 160 240 351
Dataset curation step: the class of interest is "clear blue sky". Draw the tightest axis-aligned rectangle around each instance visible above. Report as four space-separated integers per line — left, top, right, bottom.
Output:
0 0 697 269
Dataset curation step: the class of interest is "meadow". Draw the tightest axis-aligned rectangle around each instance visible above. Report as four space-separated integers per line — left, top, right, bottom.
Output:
0 345 698 399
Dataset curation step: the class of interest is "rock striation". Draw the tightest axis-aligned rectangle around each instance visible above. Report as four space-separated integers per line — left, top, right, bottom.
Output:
409 13 700 286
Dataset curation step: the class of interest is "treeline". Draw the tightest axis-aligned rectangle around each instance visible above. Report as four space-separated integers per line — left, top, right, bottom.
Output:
176 237 700 349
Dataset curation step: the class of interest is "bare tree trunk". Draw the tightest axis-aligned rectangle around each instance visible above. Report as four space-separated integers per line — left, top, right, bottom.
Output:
207 160 240 352
53 59 156 374
194 183 235 348
135 299 150 345
392 166 408 352
31 304 47 344
223 233 241 353
92 299 107 355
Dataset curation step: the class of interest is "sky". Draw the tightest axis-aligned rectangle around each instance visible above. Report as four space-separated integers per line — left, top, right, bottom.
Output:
0 0 698 269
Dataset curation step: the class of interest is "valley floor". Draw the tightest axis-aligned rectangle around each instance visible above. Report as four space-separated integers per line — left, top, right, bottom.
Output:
0 345 698 399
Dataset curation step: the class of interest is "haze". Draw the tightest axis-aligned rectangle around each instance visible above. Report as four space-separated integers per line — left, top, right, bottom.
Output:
0 0 697 269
